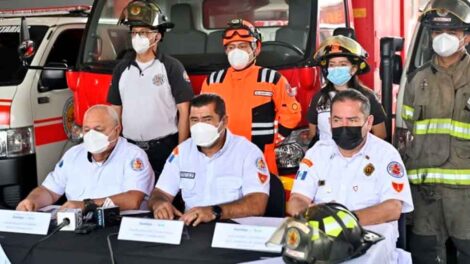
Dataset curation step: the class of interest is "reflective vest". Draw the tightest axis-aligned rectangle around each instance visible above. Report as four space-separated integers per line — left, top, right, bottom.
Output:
402 53 470 185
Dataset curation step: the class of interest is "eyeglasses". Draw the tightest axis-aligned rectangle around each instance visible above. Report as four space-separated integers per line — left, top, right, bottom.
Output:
130 31 156 37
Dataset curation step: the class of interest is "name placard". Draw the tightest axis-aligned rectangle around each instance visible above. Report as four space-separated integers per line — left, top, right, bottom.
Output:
211 223 282 253
0 209 51 235
118 217 184 244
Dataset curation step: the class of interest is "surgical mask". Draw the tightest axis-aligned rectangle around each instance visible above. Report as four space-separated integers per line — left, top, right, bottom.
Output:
132 34 151 54
228 48 251 70
83 129 113 154
432 33 461 57
331 124 365 150
327 66 352 86
190 122 222 147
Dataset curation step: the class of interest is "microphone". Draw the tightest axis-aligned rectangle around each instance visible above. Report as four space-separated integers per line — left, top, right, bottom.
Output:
57 208 82 231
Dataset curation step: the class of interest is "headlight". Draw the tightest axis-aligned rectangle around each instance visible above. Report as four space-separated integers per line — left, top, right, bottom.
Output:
0 127 35 158
276 128 310 172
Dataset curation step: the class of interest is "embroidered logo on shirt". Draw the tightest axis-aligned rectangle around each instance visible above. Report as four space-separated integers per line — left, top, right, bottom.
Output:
180 171 195 179
387 161 404 178
296 171 308 180
364 163 375 176
392 182 404 193
153 73 165 86
131 158 144 171
254 90 273 97
301 158 313 168
258 172 268 184
168 147 179 163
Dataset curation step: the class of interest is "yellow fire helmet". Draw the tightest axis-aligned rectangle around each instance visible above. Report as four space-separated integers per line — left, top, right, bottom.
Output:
266 203 384 264
313 35 370 75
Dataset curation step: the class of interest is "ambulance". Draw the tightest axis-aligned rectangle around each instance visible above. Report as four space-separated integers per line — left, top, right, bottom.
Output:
0 6 88 207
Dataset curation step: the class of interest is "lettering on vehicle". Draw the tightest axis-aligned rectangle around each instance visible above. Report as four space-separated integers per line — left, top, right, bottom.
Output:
0 26 20 33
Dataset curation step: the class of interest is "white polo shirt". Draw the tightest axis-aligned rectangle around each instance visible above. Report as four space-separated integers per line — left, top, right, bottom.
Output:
291 133 413 213
42 137 155 203
156 130 270 211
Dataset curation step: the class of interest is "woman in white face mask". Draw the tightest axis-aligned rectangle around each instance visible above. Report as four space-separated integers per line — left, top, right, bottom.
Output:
307 35 388 143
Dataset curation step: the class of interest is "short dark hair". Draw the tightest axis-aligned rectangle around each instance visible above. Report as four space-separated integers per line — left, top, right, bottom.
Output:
190 93 226 118
331 89 371 116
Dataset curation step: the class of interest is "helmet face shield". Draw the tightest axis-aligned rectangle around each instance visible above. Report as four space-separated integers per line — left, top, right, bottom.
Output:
422 0 470 31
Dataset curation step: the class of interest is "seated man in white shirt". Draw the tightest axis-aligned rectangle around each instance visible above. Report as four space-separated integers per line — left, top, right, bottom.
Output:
149 94 270 226
16 104 155 211
287 89 413 226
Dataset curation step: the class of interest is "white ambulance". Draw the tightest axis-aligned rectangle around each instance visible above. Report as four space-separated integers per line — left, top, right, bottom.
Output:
0 6 88 208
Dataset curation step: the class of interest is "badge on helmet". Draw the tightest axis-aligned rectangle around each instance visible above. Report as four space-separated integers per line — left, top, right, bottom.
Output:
118 0 174 31
266 203 384 264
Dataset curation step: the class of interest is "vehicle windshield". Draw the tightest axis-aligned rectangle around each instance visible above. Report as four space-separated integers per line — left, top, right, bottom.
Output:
80 0 346 73
0 25 48 86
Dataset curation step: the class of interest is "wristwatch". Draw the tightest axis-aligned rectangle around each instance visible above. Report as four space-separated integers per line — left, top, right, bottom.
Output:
212 205 222 221
83 198 96 211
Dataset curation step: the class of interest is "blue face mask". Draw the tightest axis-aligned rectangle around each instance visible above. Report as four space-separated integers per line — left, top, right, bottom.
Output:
327 66 352 86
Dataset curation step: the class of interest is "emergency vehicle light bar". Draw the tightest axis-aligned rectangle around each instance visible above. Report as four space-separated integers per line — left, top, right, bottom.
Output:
0 5 91 18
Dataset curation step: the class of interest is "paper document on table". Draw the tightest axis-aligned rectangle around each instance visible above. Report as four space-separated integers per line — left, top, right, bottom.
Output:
231 217 285 228
0 244 11 264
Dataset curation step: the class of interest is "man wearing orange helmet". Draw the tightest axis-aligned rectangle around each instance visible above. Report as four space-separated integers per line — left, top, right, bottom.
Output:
201 18 301 175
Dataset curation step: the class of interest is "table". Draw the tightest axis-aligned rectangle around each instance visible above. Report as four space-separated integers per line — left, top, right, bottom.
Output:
0 221 279 264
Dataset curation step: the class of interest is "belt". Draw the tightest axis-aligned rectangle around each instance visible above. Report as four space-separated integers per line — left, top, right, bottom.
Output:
127 134 177 150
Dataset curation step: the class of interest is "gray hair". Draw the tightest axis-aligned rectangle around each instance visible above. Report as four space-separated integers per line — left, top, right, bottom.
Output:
331 89 371 117
84 104 120 126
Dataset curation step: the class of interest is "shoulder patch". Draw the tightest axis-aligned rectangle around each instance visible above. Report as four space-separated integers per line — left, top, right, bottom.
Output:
258 172 269 184
207 69 227 85
255 157 267 172
168 147 179 163
387 161 404 178
131 158 144 171
392 182 404 193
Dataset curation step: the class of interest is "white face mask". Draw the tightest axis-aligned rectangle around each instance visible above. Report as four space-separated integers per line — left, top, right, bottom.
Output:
432 33 461 57
83 129 114 154
132 34 151 54
228 48 252 70
190 122 222 147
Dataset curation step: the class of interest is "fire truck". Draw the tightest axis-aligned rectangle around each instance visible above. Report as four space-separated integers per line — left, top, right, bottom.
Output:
0 6 88 208
64 0 421 198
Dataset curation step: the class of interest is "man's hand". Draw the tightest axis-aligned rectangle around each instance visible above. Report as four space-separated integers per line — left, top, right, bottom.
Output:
60 201 85 211
16 199 37 212
180 206 215 227
152 201 182 220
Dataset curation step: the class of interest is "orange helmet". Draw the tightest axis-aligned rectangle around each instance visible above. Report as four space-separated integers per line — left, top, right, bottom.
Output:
223 18 262 47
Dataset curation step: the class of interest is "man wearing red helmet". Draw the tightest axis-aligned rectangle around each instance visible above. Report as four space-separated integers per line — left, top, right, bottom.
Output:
201 18 301 175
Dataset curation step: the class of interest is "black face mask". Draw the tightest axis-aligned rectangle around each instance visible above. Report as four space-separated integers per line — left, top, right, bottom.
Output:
332 125 365 150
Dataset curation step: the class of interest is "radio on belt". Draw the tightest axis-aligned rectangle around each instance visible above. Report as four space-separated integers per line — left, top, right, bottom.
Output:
57 208 82 231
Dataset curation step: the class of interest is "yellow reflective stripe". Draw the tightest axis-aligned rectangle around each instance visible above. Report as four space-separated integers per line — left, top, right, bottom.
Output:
308 221 320 241
402 105 414 120
323 216 342 237
337 211 357 229
414 118 470 140
408 168 470 185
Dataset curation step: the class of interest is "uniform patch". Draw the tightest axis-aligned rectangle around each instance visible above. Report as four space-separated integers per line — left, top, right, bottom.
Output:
256 157 267 171
258 172 268 184
392 182 404 193
180 171 195 179
301 158 313 168
254 90 273 97
387 162 404 178
183 71 191 83
168 147 179 163
131 158 144 171
364 163 375 176
296 171 308 180
292 102 300 111
153 74 165 86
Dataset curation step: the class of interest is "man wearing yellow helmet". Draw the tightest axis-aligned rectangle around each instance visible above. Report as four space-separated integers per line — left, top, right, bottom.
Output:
402 0 470 263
